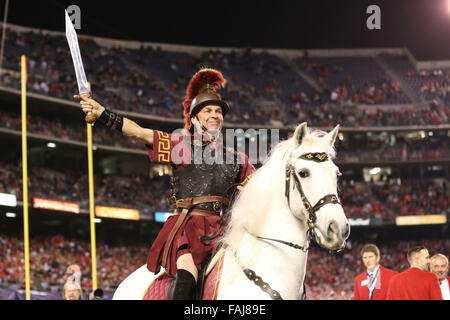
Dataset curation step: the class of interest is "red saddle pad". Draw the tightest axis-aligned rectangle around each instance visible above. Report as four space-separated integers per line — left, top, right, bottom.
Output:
142 253 224 300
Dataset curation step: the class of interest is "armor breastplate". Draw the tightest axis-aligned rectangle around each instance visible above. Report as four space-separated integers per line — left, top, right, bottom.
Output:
169 138 241 211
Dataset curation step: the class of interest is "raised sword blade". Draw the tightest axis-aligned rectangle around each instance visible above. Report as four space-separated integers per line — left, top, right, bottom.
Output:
65 10 90 95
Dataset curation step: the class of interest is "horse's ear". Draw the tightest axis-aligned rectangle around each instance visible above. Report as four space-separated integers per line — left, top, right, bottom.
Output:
293 122 308 146
324 124 340 147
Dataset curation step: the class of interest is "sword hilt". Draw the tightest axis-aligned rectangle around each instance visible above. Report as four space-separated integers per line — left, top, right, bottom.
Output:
85 111 97 124
79 91 96 124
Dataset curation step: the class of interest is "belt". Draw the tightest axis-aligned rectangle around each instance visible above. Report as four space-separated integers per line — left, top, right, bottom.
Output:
172 195 230 210
174 208 218 217
161 196 230 269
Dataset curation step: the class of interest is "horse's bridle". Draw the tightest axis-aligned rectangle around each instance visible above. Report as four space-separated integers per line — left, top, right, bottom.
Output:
256 152 341 252
285 152 341 232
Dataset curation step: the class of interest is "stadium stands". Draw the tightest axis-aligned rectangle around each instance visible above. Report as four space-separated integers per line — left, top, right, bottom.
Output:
1 109 448 161
0 162 171 215
0 26 448 127
0 161 447 221
0 232 448 299
0 23 448 300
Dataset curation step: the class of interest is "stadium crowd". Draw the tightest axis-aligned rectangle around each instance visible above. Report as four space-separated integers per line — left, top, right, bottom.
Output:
0 23 448 301
339 179 448 219
293 55 411 105
0 162 171 215
0 110 141 150
0 162 448 221
370 179 449 217
0 232 448 299
0 110 448 164
0 27 448 128
0 233 148 295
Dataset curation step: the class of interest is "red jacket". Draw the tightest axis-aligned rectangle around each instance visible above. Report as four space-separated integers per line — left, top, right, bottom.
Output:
386 267 443 300
354 265 398 300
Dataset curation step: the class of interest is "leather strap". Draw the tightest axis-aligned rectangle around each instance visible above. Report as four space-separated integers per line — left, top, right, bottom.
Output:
162 206 190 268
175 208 218 217
161 197 226 269
173 195 230 209
97 108 124 132
285 163 340 230
243 268 283 300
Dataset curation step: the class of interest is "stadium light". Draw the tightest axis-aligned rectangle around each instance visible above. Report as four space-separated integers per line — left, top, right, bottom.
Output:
0 193 17 206
47 142 56 148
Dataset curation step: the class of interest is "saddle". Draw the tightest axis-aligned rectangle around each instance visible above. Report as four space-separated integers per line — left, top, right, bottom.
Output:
143 245 225 300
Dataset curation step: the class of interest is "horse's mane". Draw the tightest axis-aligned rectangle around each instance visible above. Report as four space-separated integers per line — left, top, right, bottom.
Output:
225 139 293 237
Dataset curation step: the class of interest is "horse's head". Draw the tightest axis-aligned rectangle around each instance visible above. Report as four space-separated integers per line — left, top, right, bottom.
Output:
286 122 350 251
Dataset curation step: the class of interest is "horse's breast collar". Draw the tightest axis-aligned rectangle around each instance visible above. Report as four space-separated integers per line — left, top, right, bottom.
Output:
285 152 341 231
243 268 283 300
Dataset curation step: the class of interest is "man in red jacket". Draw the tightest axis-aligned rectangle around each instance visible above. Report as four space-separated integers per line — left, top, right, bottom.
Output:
386 246 443 300
430 253 449 300
353 244 398 300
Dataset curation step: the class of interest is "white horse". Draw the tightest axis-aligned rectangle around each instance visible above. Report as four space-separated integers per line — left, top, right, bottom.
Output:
113 122 350 300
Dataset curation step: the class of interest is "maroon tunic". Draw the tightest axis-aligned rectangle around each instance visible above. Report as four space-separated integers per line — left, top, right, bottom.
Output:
146 130 255 275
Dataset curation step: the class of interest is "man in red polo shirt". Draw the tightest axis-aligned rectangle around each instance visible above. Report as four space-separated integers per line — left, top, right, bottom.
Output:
353 244 397 300
386 246 443 300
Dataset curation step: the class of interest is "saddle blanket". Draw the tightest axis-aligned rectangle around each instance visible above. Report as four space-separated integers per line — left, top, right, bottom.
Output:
143 252 224 300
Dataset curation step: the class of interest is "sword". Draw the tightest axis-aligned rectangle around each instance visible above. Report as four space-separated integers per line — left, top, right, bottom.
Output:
65 9 96 124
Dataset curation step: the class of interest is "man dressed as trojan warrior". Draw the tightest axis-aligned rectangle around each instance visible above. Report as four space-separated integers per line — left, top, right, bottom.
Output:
76 68 255 299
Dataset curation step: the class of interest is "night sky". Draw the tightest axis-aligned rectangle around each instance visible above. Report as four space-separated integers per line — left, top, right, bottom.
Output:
3 0 450 60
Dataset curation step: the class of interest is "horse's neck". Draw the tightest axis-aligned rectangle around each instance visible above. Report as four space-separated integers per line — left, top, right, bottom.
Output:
225 201 309 299
255 203 308 298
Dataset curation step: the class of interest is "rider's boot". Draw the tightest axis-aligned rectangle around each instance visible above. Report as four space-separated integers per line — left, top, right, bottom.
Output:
167 269 196 300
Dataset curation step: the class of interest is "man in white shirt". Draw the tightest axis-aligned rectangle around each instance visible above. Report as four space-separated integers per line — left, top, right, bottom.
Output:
430 253 450 300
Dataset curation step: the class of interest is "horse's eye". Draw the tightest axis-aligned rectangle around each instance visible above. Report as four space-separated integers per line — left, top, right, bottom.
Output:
299 169 309 178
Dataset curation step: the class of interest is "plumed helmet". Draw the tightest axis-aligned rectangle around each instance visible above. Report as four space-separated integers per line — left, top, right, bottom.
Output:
182 68 229 130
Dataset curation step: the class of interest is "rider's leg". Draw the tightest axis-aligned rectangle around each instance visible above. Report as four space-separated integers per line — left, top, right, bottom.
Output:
167 253 198 300
176 253 198 281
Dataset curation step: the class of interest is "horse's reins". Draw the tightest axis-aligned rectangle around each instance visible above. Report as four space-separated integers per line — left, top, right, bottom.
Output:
242 152 341 299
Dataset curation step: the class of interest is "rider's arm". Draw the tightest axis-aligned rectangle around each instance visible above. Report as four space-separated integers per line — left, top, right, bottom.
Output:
76 94 154 146
122 118 154 146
